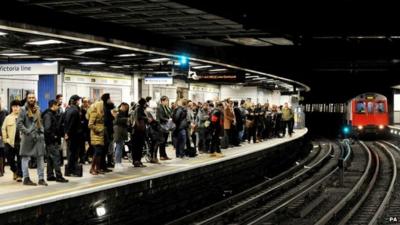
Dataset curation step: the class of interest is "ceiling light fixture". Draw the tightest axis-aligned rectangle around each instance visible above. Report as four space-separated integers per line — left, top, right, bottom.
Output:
76 47 108 53
0 53 29 56
260 38 294 46
0 32 7 36
192 65 212 69
43 57 71 61
115 53 136 57
209 68 227 72
26 39 65 45
79 62 105 65
110 65 124 69
147 57 170 62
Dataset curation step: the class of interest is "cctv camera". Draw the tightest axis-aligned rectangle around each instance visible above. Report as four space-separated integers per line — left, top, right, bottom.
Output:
192 73 199 80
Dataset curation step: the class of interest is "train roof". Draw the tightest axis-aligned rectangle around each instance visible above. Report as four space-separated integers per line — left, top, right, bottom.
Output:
347 93 387 103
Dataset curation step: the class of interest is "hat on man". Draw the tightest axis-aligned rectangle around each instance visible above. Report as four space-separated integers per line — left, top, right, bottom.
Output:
69 95 81 102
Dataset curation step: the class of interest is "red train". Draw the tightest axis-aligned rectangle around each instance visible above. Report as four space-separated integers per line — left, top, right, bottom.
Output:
346 93 389 136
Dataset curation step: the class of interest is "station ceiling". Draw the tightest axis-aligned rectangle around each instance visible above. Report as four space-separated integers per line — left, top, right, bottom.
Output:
2 0 400 102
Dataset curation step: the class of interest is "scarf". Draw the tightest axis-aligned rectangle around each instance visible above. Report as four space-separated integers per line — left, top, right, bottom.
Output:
27 105 42 129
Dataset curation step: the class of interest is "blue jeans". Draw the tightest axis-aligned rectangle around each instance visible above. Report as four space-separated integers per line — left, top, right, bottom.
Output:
115 141 124 164
174 129 186 158
22 156 44 180
239 129 244 141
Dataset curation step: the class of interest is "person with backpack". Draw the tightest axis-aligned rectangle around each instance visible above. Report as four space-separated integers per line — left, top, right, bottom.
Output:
42 100 68 183
282 103 294 137
172 99 188 159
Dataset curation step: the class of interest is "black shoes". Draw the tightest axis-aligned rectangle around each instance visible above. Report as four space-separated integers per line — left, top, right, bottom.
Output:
38 179 48 186
47 176 57 181
48 176 69 183
56 177 69 183
23 177 37 186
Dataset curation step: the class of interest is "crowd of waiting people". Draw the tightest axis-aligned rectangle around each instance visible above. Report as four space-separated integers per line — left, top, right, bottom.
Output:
0 92 294 186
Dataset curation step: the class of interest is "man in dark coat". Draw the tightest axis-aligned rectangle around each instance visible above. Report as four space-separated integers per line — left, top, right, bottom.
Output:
101 93 115 171
131 98 148 167
233 101 243 146
64 95 83 176
156 96 172 160
42 100 68 183
17 92 47 186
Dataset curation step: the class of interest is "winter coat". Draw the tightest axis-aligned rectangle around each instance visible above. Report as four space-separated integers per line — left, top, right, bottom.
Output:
113 111 129 142
157 104 171 124
282 107 294 121
196 109 210 128
172 106 188 132
224 106 235 130
64 105 83 138
17 104 46 157
88 101 105 146
1 113 18 148
42 109 61 145
234 107 244 131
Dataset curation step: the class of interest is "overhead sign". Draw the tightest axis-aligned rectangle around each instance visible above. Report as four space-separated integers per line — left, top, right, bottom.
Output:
197 72 245 83
0 62 58 75
144 77 173 85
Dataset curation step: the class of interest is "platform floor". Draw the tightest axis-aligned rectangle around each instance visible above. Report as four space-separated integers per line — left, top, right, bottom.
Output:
0 129 307 214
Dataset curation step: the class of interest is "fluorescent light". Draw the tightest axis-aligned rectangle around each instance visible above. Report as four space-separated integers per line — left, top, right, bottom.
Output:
349 36 386 39
12 55 41 59
115 53 136 57
110 65 124 69
43 57 71 61
226 38 272 46
260 38 294 46
147 57 170 62
79 62 105 65
209 68 227 72
246 75 259 78
192 65 212 69
252 77 267 80
26 39 65 45
0 32 7 36
0 53 29 56
76 47 108 53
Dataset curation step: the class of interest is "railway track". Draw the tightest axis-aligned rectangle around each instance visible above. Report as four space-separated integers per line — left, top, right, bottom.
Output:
168 139 400 225
166 141 339 225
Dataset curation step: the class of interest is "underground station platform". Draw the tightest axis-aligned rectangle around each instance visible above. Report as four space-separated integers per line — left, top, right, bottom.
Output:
0 129 308 225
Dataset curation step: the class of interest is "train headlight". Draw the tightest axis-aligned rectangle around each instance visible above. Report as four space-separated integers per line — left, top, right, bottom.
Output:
379 125 384 130
358 125 363 130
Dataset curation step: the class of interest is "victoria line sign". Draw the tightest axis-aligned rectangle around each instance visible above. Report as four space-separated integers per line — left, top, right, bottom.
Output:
0 62 58 75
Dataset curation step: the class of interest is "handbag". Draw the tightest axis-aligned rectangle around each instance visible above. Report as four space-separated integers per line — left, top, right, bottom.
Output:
245 119 254 128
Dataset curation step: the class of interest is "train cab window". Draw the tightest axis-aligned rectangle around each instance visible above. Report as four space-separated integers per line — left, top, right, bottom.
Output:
356 101 365 113
367 102 374 113
376 102 385 113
